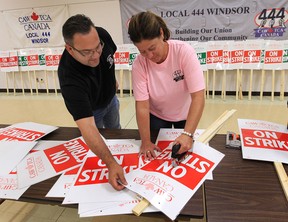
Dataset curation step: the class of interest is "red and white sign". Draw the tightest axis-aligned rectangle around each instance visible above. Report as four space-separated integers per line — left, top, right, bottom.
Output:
227 41 244 70
124 141 224 220
45 47 63 70
206 41 223 70
242 40 265 70
114 44 130 70
17 137 89 188
0 50 19 72
0 141 37 175
0 171 30 200
62 140 141 204
156 128 204 151
47 139 142 199
238 119 288 163
0 122 58 141
263 40 284 70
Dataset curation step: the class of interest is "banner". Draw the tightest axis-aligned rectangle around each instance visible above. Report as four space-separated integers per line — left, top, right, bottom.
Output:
3 5 68 48
120 0 288 43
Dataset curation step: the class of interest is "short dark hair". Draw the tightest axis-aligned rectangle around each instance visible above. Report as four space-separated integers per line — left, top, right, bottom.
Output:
62 14 95 45
128 11 170 43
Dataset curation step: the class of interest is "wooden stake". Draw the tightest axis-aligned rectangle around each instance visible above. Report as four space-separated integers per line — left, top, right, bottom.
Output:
28 71 33 95
34 70 39 95
260 69 265 100
132 109 237 216
45 70 49 94
20 71 25 95
239 69 243 100
212 69 216 99
5 72 9 94
248 69 253 100
13 71 16 96
236 69 239 100
206 70 209 99
119 69 124 98
52 70 58 95
274 162 288 202
280 70 285 101
221 70 226 100
129 70 132 96
271 70 275 101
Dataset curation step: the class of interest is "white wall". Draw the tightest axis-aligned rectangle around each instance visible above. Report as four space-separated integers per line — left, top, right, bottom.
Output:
0 0 287 94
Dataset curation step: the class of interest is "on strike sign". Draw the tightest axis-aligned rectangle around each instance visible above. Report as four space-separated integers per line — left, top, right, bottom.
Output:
17 137 89 188
124 141 224 220
238 119 288 163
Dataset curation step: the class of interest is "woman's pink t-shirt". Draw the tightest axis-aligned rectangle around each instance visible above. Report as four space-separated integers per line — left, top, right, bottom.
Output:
132 40 205 121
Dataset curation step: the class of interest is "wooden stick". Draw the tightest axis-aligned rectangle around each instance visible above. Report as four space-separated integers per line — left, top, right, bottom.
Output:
132 198 150 216
5 72 9 95
212 69 216 99
34 70 39 95
52 70 58 95
221 70 226 100
280 70 285 101
20 71 25 95
236 69 239 100
260 69 265 100
119 69 124 98
274 162 288 202
129 70 132 96
28 71 33 95
239 69 243 100
13 71 16 96
132 109 237 216
271 70 275 101
206 70 209 99
45 70 49 94
248 69 253 100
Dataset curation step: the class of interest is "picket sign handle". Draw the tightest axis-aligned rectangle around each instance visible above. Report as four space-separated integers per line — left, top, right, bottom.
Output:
132 109 237 216
274 162 288 202
5 72 9 94
212 69 216 99
248 69 253 100
280 70 285 101
271 69 275 101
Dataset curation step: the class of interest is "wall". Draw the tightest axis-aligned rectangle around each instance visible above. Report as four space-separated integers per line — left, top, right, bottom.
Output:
0 0 287 94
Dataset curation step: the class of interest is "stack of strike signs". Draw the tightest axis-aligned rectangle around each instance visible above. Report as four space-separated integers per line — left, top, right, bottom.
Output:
122 129 225 220
59 139 159 216
0 122 58 199
1 125 225 221
238 119 288 164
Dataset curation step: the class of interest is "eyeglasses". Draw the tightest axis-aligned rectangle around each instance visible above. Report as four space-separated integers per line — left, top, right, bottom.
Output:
70 39 104 57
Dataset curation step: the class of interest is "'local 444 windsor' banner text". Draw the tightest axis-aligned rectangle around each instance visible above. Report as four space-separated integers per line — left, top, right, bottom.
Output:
3 6 68 48
120 0 288 43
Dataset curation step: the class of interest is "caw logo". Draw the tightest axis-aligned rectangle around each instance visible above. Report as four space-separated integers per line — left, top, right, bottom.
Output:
172 70 184 82
254 7 287 38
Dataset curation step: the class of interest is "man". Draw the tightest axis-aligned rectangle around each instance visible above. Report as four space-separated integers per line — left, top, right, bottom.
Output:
58 14 126 190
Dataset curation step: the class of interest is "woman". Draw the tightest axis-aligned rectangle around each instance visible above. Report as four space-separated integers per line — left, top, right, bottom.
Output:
128 11 205 159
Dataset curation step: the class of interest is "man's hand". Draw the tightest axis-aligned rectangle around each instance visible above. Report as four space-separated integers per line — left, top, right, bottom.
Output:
107 162 127 191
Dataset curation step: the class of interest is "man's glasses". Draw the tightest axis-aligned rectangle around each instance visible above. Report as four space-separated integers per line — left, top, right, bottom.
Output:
70 39 105 57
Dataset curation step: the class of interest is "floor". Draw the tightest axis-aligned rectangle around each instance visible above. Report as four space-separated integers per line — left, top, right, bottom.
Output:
0 92 287 222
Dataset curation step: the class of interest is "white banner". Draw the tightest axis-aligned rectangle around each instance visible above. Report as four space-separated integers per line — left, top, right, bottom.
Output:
120 0 288 43
3 6 68 48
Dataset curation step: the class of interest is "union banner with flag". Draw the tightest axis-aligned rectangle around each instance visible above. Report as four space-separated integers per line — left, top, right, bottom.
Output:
3 6 68 48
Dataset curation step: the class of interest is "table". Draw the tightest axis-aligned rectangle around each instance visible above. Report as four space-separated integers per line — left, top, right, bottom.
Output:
10 126 205 221
2 126 287 221
206 134 288 222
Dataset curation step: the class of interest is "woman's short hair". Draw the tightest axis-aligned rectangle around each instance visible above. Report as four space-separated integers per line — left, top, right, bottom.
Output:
128 11 170 43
